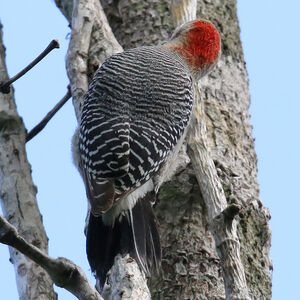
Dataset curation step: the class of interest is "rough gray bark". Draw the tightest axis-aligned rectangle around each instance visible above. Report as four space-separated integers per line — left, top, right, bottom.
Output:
102 254 151 300
196 3 272 298
172 2 250 298
101 0 272 299
0 23 56 300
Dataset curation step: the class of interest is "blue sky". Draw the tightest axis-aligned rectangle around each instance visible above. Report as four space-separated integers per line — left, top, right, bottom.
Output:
1 1 299 299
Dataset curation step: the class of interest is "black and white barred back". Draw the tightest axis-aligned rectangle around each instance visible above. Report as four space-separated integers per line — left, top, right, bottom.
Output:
79 46 193 212
78 19 221 290
79 46 195 290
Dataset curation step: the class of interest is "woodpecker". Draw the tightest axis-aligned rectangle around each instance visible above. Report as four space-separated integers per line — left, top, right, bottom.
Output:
73 19 221 290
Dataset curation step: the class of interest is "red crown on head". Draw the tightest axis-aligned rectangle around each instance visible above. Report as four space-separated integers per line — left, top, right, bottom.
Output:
169 20 221 72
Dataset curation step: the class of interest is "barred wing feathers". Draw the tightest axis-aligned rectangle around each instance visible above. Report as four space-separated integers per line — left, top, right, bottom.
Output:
79 46 193 214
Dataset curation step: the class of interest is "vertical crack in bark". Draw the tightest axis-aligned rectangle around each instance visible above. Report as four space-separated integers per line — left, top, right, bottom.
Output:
15 190 24 220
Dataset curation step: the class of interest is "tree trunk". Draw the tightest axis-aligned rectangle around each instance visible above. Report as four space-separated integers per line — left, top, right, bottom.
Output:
53 0 272 298
102 0 272 299
0 23 56 300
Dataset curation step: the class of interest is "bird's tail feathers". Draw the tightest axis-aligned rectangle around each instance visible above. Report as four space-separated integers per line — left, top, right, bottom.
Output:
128 194 161 276
86 192 161 291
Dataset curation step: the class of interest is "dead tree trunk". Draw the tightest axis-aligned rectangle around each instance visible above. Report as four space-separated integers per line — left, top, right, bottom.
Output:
0 23 56 300
101 0 272 299
56 0 272 298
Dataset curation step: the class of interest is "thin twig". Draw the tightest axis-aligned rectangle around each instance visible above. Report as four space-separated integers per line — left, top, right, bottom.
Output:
26 87 71 142
0 39 60 94
0 214 103 300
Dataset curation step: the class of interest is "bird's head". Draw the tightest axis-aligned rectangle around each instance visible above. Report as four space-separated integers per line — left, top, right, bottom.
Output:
167 19 221 80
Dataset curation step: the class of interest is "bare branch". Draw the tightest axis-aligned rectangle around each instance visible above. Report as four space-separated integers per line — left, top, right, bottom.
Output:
103 255 151 300
0 39 59 94
186 41 251 300
26 86 71 142
0 214 103 300
66 0 122 121
170 1 251 299
64 0 149 297
171 0 197 26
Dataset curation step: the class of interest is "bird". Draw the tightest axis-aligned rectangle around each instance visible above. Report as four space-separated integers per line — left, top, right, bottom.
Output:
72 19 221 290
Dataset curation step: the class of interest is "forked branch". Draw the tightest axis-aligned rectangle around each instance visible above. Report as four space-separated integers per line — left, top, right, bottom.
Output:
0 214 103 300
